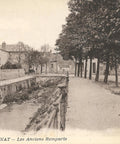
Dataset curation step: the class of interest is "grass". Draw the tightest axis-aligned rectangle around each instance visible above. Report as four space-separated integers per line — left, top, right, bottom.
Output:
92 75 120 96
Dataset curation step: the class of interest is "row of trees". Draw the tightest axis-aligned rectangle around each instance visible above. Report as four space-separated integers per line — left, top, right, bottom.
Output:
26 50 49 73
56 0 120 86
22 43 50 73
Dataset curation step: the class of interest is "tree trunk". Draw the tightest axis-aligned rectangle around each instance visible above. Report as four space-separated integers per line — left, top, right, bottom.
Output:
75 62 77 77
104 56 109 83
46 63 47 74
115 57 118 87
84 57 88 78
95 57 100 81
77 63 80 77
79 58 82 78
89 57 92 80
80 63 83 78
41 64 43 73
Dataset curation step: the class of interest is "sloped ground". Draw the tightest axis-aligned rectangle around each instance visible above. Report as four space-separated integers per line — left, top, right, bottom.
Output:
66 77 120 130
0 77 65 131
25 76 66 131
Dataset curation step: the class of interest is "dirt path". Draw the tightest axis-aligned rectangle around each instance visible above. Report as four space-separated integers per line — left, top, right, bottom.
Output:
66 77 120 130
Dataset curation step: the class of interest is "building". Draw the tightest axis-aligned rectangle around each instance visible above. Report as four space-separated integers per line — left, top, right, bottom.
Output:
83 58 120 76
47 53 75 74
0 42 32 72
0 49 9 67
83 58 98 76
35 52 75 74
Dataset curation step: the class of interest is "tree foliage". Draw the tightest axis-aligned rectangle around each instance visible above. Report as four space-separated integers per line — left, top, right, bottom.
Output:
1 61 21 69
56 0 120 84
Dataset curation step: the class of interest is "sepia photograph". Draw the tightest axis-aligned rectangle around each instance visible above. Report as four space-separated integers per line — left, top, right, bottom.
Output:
0 0 120 144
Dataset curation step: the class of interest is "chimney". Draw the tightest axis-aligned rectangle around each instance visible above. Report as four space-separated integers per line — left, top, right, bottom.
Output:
2 42 6 49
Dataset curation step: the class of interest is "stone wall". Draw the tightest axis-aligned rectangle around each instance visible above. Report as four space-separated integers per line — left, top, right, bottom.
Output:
0 76 36 103
0 69 25 80
0 75 67 104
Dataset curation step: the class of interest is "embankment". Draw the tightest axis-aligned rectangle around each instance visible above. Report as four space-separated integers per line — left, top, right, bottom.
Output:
0 75 68 131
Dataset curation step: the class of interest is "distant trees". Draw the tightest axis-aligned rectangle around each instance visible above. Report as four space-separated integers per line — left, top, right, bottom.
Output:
25 50 49 74
41 44 51 52
40 44 51 73
56 0 120 86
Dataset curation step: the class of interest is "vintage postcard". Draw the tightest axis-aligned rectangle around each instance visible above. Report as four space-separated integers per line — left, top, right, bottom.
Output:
0 0 120 144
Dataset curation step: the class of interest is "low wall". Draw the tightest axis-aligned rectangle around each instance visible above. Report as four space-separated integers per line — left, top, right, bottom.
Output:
0 76 36 103
0 75 68 104
0 69 25 80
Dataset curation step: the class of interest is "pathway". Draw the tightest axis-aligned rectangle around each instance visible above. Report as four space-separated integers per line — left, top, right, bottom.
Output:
66 77 120 130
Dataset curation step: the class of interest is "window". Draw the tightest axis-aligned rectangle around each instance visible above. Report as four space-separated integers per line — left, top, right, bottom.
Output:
51 64 53 68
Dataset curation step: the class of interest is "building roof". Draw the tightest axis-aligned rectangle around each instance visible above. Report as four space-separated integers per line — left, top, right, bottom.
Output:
0 42 32 53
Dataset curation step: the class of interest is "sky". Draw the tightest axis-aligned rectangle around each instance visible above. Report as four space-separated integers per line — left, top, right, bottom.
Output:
0 0 69 51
